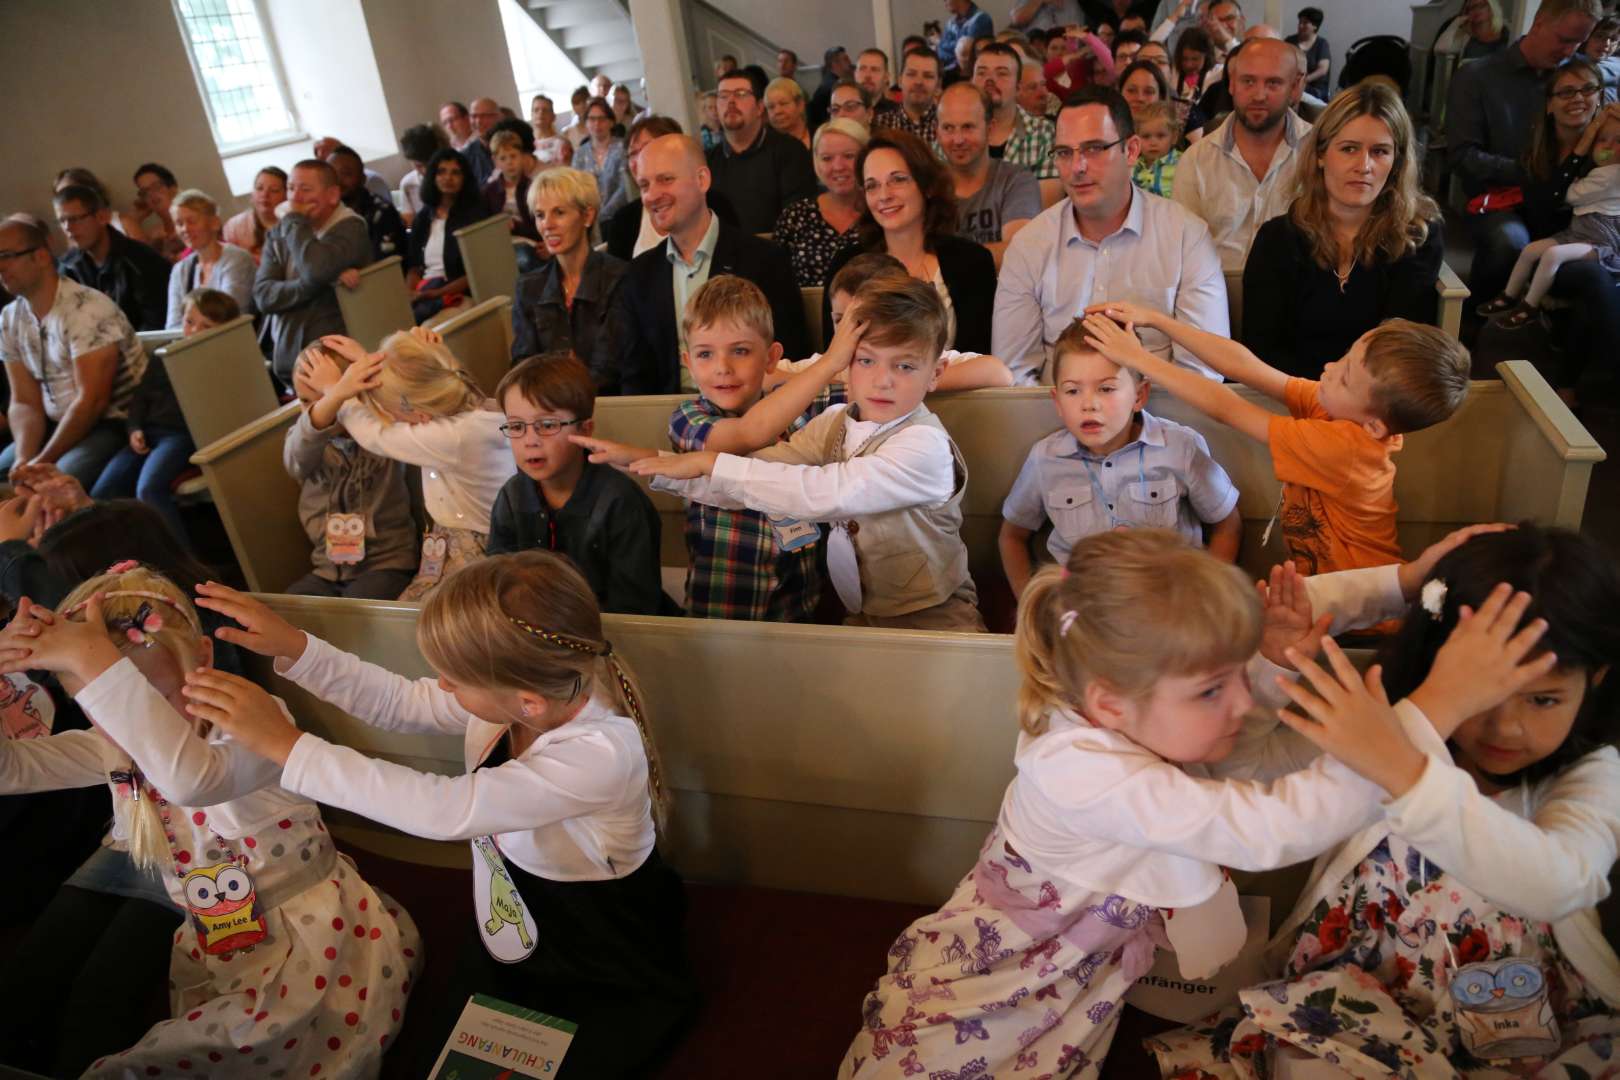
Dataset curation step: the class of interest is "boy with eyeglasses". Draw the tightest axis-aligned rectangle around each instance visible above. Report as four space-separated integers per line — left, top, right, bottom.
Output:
487 351 670 615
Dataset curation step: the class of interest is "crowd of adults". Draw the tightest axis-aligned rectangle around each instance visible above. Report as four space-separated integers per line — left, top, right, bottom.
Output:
4 0 1619 522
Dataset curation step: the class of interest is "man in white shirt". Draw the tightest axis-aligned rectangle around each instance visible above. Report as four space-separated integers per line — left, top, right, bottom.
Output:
991 86 1227 385
1173 38 1312 272
0 216 145 486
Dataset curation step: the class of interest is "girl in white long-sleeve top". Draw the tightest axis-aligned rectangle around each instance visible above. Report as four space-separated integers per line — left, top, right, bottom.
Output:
0 563 420 1079
1153 523 1620 1078
186 551 696 1079
836 529 1468 1080
297 329 513 601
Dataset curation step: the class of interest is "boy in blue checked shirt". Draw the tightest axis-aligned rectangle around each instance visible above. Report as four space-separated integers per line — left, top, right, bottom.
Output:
998 319 1242 596
574 275 858 620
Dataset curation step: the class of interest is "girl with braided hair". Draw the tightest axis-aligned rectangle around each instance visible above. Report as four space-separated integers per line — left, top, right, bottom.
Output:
187 551 694 1077
0 563 420 1078
297 327 514 601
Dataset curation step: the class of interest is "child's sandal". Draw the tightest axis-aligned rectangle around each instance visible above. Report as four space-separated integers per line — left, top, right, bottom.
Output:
1496 307 1539 330
1477 295 1518 316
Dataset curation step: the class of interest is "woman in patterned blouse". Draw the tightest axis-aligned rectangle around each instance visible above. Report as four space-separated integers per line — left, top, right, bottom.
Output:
774 118 868 288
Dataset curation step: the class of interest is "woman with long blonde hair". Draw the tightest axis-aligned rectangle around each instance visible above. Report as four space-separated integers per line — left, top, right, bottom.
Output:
297 326 512 600
1239 79 1444 377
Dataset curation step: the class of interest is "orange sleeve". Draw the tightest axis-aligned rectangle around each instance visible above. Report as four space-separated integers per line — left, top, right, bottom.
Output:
1268 415 1362 497
1284 377 1325 420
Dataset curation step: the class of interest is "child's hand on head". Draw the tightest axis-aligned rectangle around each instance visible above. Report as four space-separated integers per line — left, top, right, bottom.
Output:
1083 300 1161 329
331 353 385 401
629 450 719 481
0 594 122 688
1079 313 1152 369
1275 640 1425 797
318 335 370 367
182 669 301 766
1257 562 1332 671
566 434 657 468
192 583 307 662
1407 583 1558 740
823 302 870 371
1397 522 1515 600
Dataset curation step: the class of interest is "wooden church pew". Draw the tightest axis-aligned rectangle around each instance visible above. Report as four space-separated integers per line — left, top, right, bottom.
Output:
436 295 514 397
335 256 413 349
155 314 280 450
454 214 520 306
189 403 306 593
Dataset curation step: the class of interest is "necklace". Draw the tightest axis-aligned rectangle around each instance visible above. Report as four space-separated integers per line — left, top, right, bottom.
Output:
1334 262 1353 294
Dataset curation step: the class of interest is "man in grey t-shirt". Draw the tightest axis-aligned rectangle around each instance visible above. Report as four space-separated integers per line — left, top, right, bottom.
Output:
938 82 1041 267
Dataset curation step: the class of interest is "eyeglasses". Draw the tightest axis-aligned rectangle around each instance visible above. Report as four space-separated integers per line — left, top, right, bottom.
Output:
1551 84 1602 101
499 418 582 438
56 211 95 228
0 246 40 262
1052 138 1126 165
830 101 868 114
716 90 757 103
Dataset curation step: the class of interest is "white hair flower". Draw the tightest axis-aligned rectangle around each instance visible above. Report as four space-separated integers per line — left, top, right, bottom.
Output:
1420 578 1448 621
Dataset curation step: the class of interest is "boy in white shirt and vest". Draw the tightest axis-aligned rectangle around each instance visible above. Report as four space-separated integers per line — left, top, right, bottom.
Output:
619 276 984 631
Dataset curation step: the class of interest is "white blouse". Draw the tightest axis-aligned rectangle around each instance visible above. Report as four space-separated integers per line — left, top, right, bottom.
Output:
279 633 656 882
336 402 513 535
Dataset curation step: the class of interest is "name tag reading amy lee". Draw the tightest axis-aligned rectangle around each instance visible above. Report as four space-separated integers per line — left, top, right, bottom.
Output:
431 994 575 1078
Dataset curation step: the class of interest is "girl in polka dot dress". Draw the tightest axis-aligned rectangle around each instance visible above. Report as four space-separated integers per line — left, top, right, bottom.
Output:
0 564 421 1079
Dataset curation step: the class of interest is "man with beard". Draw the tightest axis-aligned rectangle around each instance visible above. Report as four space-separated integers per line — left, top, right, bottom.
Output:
938 82 1040 267
704 68 818 234
1172 38 1310 271
325 145 407 263
615 135 807 393
972 41 1059 206
854 48 901 121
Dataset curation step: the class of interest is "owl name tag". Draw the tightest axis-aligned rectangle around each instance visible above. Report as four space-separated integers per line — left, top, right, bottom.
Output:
325 513 367 564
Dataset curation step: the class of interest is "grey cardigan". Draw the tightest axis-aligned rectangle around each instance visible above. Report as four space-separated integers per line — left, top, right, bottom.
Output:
252 207 371 381
165 243 257 328
283 408 419 582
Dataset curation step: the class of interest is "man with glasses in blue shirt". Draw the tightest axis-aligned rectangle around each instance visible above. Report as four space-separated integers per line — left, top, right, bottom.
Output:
991 85 1227 386
1447 0 1602 315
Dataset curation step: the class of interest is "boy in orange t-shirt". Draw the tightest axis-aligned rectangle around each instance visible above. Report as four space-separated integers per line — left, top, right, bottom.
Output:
1078 303 1471 575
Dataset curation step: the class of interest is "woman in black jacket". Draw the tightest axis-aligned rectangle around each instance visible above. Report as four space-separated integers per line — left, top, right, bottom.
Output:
405 147 488 323
510 167 630 393
1241 81 1442 378
821 128 997 354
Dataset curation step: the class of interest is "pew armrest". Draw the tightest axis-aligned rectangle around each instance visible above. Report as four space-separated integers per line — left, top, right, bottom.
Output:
1436 261 1469 340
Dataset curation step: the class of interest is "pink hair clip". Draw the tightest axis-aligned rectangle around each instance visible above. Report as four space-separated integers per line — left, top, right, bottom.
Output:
1059 609 1080 638
106 560 139 574
117 602 164 647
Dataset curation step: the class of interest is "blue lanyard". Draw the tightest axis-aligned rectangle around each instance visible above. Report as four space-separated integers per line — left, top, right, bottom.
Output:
1078 442 1147 530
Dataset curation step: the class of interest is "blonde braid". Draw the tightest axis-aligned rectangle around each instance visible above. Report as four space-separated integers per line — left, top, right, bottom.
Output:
504 617 670 836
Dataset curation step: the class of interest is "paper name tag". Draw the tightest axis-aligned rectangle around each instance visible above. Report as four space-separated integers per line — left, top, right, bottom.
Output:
430 993 574 1078
769 515 820 551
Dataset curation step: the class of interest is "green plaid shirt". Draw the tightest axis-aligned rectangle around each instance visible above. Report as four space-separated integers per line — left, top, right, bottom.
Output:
999 107 1056 180
666 387 842 621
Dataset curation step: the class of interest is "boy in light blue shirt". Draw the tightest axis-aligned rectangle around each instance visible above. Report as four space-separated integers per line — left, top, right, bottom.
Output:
999 320 1242 595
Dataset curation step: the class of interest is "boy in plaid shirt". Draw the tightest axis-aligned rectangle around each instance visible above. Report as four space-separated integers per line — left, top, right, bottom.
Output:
576 276 856 620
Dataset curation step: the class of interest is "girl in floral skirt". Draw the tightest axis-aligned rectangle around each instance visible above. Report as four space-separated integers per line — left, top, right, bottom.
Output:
838 529 1466 1080
0 564 420 1078
1152 524 1620 1079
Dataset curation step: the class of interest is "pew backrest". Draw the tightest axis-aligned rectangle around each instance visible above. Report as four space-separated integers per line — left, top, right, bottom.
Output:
136 328 183 353
157 315 280 449
335 256 412 350
455 214 520 306
191 403 307 593
437 296 514 398
801 286 824 350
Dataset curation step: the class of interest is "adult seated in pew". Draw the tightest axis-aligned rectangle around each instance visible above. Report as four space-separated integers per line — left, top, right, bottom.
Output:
511 168 628 394
820 128 998 354
1154 524 1620 1078
0 215 147 487
192 557 698 1079
220 165 286 264
55 184 171 332
1241 82 1446 378
1080 302 1471 577
605 116 744 262
530 93 572 166
937 82 1041 270
396 125 443 226
297 327 511 601
162 189 255 328
90 288 239 544
992 86 1228 385
775 117 868 288
325 143 408 264
582 275 850 621
874 49 943 144
404 148 485 324
280 343 417 600
839 530 1440 1078
252 159 371 385
575 96 633 230
615 134 809 394
489 354 669 615
311 134 393 204
706 68 819 235
999 319 1242 598
121 163 185 262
